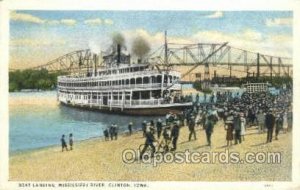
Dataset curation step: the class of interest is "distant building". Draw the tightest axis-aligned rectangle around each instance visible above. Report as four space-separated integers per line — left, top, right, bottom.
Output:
244 82 269 93
211 76 239 84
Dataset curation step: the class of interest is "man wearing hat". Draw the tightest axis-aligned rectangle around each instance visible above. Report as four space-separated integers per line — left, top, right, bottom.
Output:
140 123 156 159
205 114 215 147
265 108 275 143
142 120 147 137
156 118 163 139
128 121 133 136
257 110 265 133
171 121 180 151
233 112 242 144
188 115 197 141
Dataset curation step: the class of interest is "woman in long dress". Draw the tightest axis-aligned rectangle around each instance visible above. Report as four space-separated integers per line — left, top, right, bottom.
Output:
240 113 246 141
282 112 288 133
224 114 234 146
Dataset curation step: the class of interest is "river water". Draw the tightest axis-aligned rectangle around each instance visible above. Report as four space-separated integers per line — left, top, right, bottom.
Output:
9 91 161 154
9 87 248 154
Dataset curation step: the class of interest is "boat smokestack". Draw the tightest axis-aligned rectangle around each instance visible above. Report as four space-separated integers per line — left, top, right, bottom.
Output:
117 44 121 64
93 54 97 76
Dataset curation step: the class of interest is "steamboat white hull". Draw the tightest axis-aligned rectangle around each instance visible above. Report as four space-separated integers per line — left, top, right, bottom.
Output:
59 99 192 116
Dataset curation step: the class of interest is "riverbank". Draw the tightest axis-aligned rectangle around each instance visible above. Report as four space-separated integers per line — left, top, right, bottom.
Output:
10 121 292 181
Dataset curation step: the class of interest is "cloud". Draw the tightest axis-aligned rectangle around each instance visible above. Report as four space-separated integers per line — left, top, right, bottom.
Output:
104 19 114 25
11 38 66 47
47 19 77 26
204 11 223 19
60 19 77 26
10 11 46 24
84 18 102 26
84 18 113 26
47 20 60 25
10 11 78 26
265 17 292 27
241 29 262 41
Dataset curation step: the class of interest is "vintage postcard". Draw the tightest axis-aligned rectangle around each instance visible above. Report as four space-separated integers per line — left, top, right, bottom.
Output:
0 0 299 189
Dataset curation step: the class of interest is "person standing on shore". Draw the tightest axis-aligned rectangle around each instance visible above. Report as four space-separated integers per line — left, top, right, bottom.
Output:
171 121 180 151
109 124 114 140
205 115 215 147
224 111 234 147
240 113 246 141
188 116 196 141
114 124 118 140
233 112 242 144
257 110 265 133
69 133 73 150
265 109 275 143
61 134 68 152
142 120 147 137
128 122 133 136
275 113 283 140
103 128 109 141
282 111 288 133
156 119 162 139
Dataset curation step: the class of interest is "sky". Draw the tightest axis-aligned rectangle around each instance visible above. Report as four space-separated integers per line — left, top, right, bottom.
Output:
9 11 293 69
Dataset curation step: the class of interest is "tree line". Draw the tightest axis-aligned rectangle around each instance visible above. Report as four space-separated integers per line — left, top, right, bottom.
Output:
9 69 66 92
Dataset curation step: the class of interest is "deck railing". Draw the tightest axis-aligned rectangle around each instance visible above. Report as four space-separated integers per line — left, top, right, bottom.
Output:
60 96 192 108
84 98 168 107
58 83 181 91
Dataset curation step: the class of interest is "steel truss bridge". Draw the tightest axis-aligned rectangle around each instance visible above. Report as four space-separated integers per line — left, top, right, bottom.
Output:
12 42 293 80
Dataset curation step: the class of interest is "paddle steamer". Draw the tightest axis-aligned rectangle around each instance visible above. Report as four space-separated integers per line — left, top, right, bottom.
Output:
57 37 192 115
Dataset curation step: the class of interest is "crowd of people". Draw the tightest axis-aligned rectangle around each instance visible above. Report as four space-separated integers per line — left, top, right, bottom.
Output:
61 87 292 156
103 124 119 141
137 87 292 157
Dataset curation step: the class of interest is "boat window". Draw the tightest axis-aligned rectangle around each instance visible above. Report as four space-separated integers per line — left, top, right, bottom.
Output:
136 77 142 84
141 91 150 99
157 75 162 83
132 91 139 100
164 75 168 83
143 77 149 84
130 78 135 85
151 76 156 83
